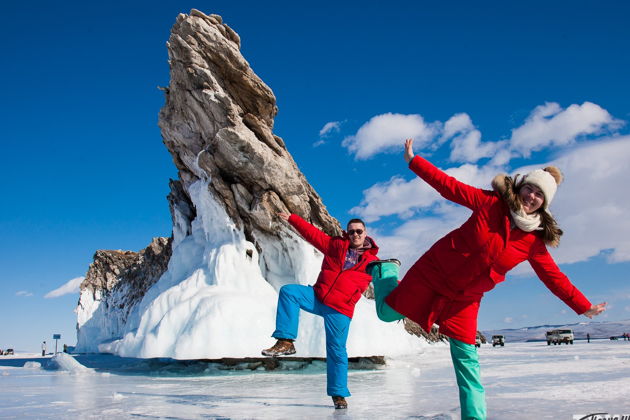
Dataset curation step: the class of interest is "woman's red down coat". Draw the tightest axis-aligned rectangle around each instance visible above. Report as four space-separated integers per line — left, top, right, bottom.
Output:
385 156 591 343
288 214 379 318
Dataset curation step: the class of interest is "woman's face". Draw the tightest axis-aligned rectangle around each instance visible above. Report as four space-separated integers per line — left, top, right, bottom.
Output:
519 183 545 214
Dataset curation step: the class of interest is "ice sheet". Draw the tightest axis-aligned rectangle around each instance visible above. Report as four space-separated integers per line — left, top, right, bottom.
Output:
1 340 628 419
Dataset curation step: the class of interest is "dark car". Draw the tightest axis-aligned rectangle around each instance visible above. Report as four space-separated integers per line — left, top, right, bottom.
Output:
492 335 505 347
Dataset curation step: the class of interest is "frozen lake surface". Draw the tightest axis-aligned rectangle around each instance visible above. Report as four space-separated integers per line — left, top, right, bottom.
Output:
1 340 629 419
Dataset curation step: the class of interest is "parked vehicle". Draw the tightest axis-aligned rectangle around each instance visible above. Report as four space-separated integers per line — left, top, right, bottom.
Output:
546 329 574 345
475 336 482 348
3 349 14 355
492 335 505 347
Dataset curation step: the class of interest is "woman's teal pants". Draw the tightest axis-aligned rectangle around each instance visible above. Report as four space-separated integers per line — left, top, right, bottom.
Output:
369 260 487 420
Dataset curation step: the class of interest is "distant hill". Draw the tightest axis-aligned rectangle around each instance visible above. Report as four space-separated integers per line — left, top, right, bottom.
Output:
482 319 630 342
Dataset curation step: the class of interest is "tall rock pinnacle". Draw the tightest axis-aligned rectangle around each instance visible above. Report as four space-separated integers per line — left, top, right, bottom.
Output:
159 9 340 245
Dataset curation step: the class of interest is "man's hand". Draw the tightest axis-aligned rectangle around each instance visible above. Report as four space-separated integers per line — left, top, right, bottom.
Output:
583 302 607 318
277 212 290 221
404 138 415 163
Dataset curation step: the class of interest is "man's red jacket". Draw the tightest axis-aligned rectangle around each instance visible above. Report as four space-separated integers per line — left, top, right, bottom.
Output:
288 214 379 318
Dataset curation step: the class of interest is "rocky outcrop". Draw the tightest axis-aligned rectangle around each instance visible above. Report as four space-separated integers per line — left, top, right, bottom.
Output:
81 237 172 300
75 9 344 355
404 319 450 343
75 10 430 357
76 238 172 351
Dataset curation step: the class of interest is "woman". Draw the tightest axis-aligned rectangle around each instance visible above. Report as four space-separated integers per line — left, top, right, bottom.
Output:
370 139 606 420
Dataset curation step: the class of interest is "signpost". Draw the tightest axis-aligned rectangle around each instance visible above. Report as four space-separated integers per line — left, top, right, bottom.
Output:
52 334 61 354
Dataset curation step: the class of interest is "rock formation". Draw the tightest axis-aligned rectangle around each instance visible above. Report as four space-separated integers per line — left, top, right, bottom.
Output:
75 10 427 358
76 238 171 352
159 10 339 244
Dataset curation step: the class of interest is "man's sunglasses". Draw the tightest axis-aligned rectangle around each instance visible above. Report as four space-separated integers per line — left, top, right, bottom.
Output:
347 229 364 236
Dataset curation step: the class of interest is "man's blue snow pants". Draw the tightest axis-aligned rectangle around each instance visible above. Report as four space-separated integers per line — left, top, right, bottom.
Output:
371 260 487 420
272 284 352 397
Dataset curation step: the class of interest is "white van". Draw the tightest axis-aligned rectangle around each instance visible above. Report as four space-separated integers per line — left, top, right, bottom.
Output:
546 329 574 345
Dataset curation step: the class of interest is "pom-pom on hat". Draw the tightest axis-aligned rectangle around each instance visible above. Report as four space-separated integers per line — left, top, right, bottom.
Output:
519 166 563 211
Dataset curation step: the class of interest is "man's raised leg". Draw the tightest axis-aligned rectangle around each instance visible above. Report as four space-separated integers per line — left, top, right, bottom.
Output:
262 284 318 356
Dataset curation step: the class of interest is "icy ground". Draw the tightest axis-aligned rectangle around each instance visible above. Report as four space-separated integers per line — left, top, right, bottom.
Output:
1 340 628 419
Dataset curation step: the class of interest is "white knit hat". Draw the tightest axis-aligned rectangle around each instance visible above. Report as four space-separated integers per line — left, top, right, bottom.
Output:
521 169 558 211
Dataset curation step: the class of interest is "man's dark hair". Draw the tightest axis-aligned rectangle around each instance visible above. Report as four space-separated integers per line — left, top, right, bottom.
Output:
346 218 365 229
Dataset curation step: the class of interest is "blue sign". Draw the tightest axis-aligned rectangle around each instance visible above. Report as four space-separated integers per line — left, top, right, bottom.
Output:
53 334 61 339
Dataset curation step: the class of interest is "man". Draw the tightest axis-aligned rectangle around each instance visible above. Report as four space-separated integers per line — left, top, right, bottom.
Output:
41 341 46 357
262 212 379 409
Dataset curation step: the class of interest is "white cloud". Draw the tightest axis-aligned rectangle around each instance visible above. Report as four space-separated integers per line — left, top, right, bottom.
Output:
441 113 473 141
350 176 438 222
352 161 502 222
342 113 439 160
343 102 621 165
313 121 342 147
45 276 85 298
451 130 500 163
509 102 621 157
489 148 513 167
370 206 470 274
504 317 513 323
342 111 506 163
362 135 630 270
542 136 630 265
319 121 341 137
440 113 505 163
16 290 33 297
351 103 630 274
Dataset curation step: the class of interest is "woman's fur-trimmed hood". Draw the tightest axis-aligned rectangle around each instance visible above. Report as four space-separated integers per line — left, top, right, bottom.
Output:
491 173 519 212
491 174 509 195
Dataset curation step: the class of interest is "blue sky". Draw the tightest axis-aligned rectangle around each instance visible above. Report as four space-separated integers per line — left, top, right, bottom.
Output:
2 1 629 352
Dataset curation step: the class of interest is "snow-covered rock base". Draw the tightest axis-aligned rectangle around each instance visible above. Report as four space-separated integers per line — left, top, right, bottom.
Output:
78 180 425 359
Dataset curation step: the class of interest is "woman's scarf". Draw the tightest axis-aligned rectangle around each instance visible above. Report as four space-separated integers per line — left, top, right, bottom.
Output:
510 207 542 232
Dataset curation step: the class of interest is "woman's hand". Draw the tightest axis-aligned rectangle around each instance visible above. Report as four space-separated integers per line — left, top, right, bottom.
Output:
277 212 290 221
404 138 415 163
583 302 607 318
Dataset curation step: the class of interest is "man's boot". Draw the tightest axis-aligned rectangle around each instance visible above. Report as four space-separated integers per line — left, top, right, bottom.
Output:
261 339 296 356
332 396 347 409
